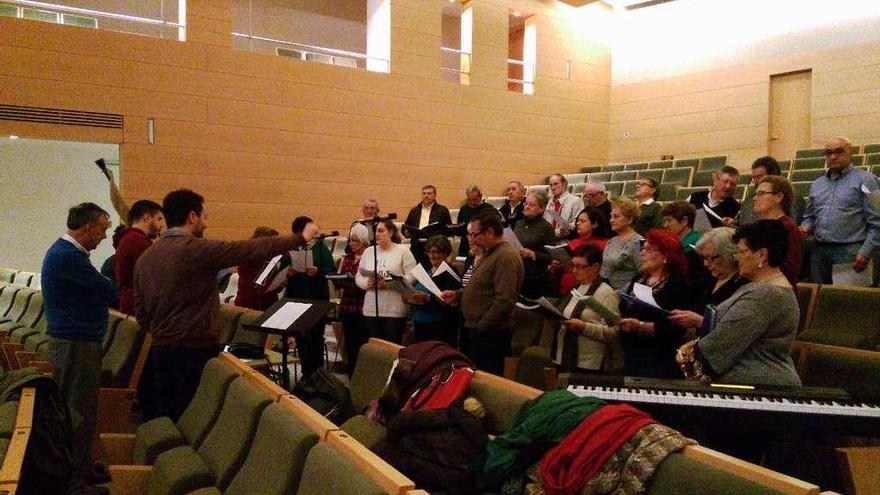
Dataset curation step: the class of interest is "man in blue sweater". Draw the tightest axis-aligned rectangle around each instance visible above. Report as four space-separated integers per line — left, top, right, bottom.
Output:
42 202 117 489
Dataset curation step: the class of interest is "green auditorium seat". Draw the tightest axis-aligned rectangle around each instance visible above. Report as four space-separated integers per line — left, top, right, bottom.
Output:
692 170 715 187
604 181 625 198
571 183 586 196
587 172 612 183
295 442 385 495
852 154 865 167
795 283 818 334
0 291 41 335
102 311 126 355
190 402 320 495
662 167 693 186
513 345 553 391
698 155 727 171
623 162 649 171
737 173 751 184
0 269 15 284
228 312 267 348
580 165 603 174
611 171 636 182
602 163 624 172
340 339 398 448
527 184 549 197
792 181 811 199
734 185 746 201
467 371 539 434
777 160 791 174
867 153 880 166
622 180 639 197
862 143 880 155
648 160 673 169
485 196 506 209
101 318 144 387
674 158 700 168
214 304 245 346
10 272 32 287
790 169 826 182
509 306 545 357
133 358 238 465
795 148 825 159
658 183 679 202
798 286 880 350
792 157 824 170
563 172 587 184
22 332 48 353
871 165 880 177
0 289 34 326
144 378 272 495
676 186 707 201
636 169 663 182
648 451 787 495
795 342 880 405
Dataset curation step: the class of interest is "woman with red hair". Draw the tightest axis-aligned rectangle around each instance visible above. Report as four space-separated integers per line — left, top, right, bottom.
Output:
617 228 696 378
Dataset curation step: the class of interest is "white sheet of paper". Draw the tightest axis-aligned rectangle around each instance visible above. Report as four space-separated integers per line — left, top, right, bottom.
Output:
255 254 283 286
633 282 663 309
265 269 288 292
832 261 874 287
409 264 444 298
545 208 573 230
261 302 312 330
433 261 462 283
503 227 523 250
545 244 572 268
517 296 567 319
702 204 724 222
694 209 713 233
289 250 313 272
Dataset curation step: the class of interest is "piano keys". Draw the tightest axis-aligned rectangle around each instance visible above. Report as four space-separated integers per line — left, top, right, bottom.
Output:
565 374 880 438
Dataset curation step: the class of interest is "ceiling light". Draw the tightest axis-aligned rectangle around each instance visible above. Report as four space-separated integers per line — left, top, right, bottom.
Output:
8 135 18 139
512 10 521 17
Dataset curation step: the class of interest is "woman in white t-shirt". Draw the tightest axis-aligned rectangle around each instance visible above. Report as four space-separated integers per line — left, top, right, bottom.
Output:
355 219 417 344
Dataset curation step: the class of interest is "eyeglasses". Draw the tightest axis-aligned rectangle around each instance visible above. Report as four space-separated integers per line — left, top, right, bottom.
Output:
824 147 847 156
466 230 485 238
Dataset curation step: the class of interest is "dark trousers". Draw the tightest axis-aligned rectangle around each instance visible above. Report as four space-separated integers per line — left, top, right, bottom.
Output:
460 326 510 375
365 316 407 344
295 319 325 378
48 337 101 472
150 345 218 422
413 319 457 348
340 312 366 377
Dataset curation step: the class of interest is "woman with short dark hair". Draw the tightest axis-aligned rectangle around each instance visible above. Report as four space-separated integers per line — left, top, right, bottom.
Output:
677 219 801 386
408 235 460 346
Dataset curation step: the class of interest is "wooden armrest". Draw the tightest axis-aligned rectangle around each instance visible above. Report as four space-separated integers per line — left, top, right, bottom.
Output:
1 342 22 370
108 465 152 495
27 360 52 374
100 433 136 465
97 387 136 434
543 366 558 391
503 356 519 381
14 351 36 369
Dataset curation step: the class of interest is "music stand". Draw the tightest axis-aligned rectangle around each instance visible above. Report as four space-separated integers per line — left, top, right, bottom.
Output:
242 297 333 390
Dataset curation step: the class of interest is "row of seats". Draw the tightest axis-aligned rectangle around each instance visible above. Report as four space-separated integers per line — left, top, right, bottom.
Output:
796 143 880 158
101 352 420 495
0 387 35 495
0 268 39 289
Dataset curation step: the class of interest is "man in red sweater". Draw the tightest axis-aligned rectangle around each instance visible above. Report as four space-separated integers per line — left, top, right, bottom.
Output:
114 200 166 314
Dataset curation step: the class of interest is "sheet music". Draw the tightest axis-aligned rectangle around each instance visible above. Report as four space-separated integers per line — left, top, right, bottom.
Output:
570 289 620 324
694 209 713 233
289 249 313 272
832 261 874 287
702 204 724 222
433 261 462 283
633 282 663 309
409 264 443 298
265 269 288 292
255 254 283 286
262 302 312 330
546 208 573 230
503 227 523 250
545 244 572 268
516 296 567 320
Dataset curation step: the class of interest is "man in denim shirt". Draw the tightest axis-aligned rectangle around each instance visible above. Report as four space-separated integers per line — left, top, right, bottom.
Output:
800 136 880 283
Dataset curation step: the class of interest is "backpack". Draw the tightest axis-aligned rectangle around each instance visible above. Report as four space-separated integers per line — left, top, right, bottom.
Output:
292 367 355 425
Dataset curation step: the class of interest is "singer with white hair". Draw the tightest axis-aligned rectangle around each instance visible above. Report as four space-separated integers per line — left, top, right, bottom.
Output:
337 223 371 376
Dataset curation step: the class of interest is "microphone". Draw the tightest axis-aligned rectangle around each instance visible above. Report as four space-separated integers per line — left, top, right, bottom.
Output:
94 158 112 181
356 213 397 224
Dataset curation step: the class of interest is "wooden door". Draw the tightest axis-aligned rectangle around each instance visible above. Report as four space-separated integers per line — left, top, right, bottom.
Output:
769 70 812 158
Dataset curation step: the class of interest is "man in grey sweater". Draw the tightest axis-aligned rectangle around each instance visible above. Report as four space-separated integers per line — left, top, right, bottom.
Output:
442 211 524 374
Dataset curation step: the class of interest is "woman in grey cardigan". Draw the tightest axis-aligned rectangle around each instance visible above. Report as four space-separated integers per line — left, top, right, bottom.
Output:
676 219 801 386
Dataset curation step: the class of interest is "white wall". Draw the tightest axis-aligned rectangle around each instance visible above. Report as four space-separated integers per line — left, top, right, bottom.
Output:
612 0 880 85
0 138 119 272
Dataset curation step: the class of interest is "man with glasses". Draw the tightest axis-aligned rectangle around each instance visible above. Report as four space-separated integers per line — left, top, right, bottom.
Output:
739 156 807 226
688 166 741 228
800 136 880 284
357 198 380 241
583 181 612 222
441 211 523 374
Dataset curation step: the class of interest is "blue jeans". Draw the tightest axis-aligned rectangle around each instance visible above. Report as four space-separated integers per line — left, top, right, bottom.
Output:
809 241 862 284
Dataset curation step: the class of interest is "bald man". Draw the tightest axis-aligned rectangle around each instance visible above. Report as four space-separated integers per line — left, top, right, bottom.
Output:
800 136 880 283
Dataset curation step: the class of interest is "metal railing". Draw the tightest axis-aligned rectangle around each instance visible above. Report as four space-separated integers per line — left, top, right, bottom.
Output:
232 32 389 73
507 58 535 94
1 0 186 40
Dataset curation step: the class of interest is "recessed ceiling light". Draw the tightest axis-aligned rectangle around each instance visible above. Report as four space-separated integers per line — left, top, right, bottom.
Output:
8 135 18 139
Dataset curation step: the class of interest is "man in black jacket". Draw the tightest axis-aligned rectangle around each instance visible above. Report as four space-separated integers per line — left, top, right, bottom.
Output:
404 184 452 264
687 165 741 228
456 185 499 257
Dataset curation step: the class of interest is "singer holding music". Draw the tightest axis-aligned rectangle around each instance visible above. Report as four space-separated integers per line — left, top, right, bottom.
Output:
355 219 418 344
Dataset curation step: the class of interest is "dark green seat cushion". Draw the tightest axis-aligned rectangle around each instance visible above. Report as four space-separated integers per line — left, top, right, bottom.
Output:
348 343 397 413
340 415 387 449
0 401 18 438
467 375 531 434
647 452 785 495
145 445 214 495
133 417 186 466
295 443 385 495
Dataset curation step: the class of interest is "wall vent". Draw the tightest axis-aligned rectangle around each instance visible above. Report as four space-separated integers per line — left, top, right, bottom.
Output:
0 104 123 129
